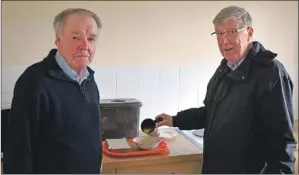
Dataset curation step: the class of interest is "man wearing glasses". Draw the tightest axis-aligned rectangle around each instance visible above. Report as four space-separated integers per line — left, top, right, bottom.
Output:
155 6 297 174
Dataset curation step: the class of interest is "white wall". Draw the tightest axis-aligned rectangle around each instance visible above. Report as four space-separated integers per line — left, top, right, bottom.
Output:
2 1 298 122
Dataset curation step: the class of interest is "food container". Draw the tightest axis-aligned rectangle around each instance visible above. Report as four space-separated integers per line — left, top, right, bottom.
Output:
106 138 132 153
100 98 142 140
133 136 162 150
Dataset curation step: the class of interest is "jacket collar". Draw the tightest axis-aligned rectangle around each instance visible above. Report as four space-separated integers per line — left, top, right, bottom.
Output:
220 41 277 82
43 49 95 83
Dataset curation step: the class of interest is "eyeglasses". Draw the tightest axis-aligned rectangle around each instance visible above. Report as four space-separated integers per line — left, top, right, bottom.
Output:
211 27 248 38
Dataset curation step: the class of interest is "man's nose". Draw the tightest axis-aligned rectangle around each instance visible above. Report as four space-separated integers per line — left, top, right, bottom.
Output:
78 38 89 48
220 36 230 44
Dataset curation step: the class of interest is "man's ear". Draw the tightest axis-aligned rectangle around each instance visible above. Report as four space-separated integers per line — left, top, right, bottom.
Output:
55 35 60 46
247 27 254 41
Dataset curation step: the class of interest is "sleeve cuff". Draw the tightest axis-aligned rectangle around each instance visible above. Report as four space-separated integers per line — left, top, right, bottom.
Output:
172 115 179 127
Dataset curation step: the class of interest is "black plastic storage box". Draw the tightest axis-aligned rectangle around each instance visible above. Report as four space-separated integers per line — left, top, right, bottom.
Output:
100 98 142 140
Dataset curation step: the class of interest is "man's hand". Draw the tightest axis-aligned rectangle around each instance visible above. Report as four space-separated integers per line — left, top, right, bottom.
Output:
155 113 173 127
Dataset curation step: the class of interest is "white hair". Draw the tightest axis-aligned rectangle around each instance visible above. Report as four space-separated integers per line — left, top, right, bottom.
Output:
213 6 252 28
53 8 102 36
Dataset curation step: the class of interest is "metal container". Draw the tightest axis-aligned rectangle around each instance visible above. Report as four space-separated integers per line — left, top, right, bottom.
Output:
100 98 142 140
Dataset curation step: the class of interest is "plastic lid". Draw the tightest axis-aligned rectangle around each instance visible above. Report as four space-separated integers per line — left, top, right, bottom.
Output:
158 128 178 140
100 98 143 108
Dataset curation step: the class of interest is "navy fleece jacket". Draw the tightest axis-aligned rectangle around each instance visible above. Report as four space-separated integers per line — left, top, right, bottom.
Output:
3 49 103 174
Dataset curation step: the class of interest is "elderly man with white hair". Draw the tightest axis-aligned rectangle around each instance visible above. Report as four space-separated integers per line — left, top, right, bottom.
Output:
3 8 103 174
155 6 297 174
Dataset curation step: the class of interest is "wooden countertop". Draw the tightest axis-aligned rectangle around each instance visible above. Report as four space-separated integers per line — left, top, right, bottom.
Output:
1 121 297 173
102 128 203 171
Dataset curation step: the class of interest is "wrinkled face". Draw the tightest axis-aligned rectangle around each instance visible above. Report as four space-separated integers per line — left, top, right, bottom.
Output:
214 17 253 64
56 14 98 73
